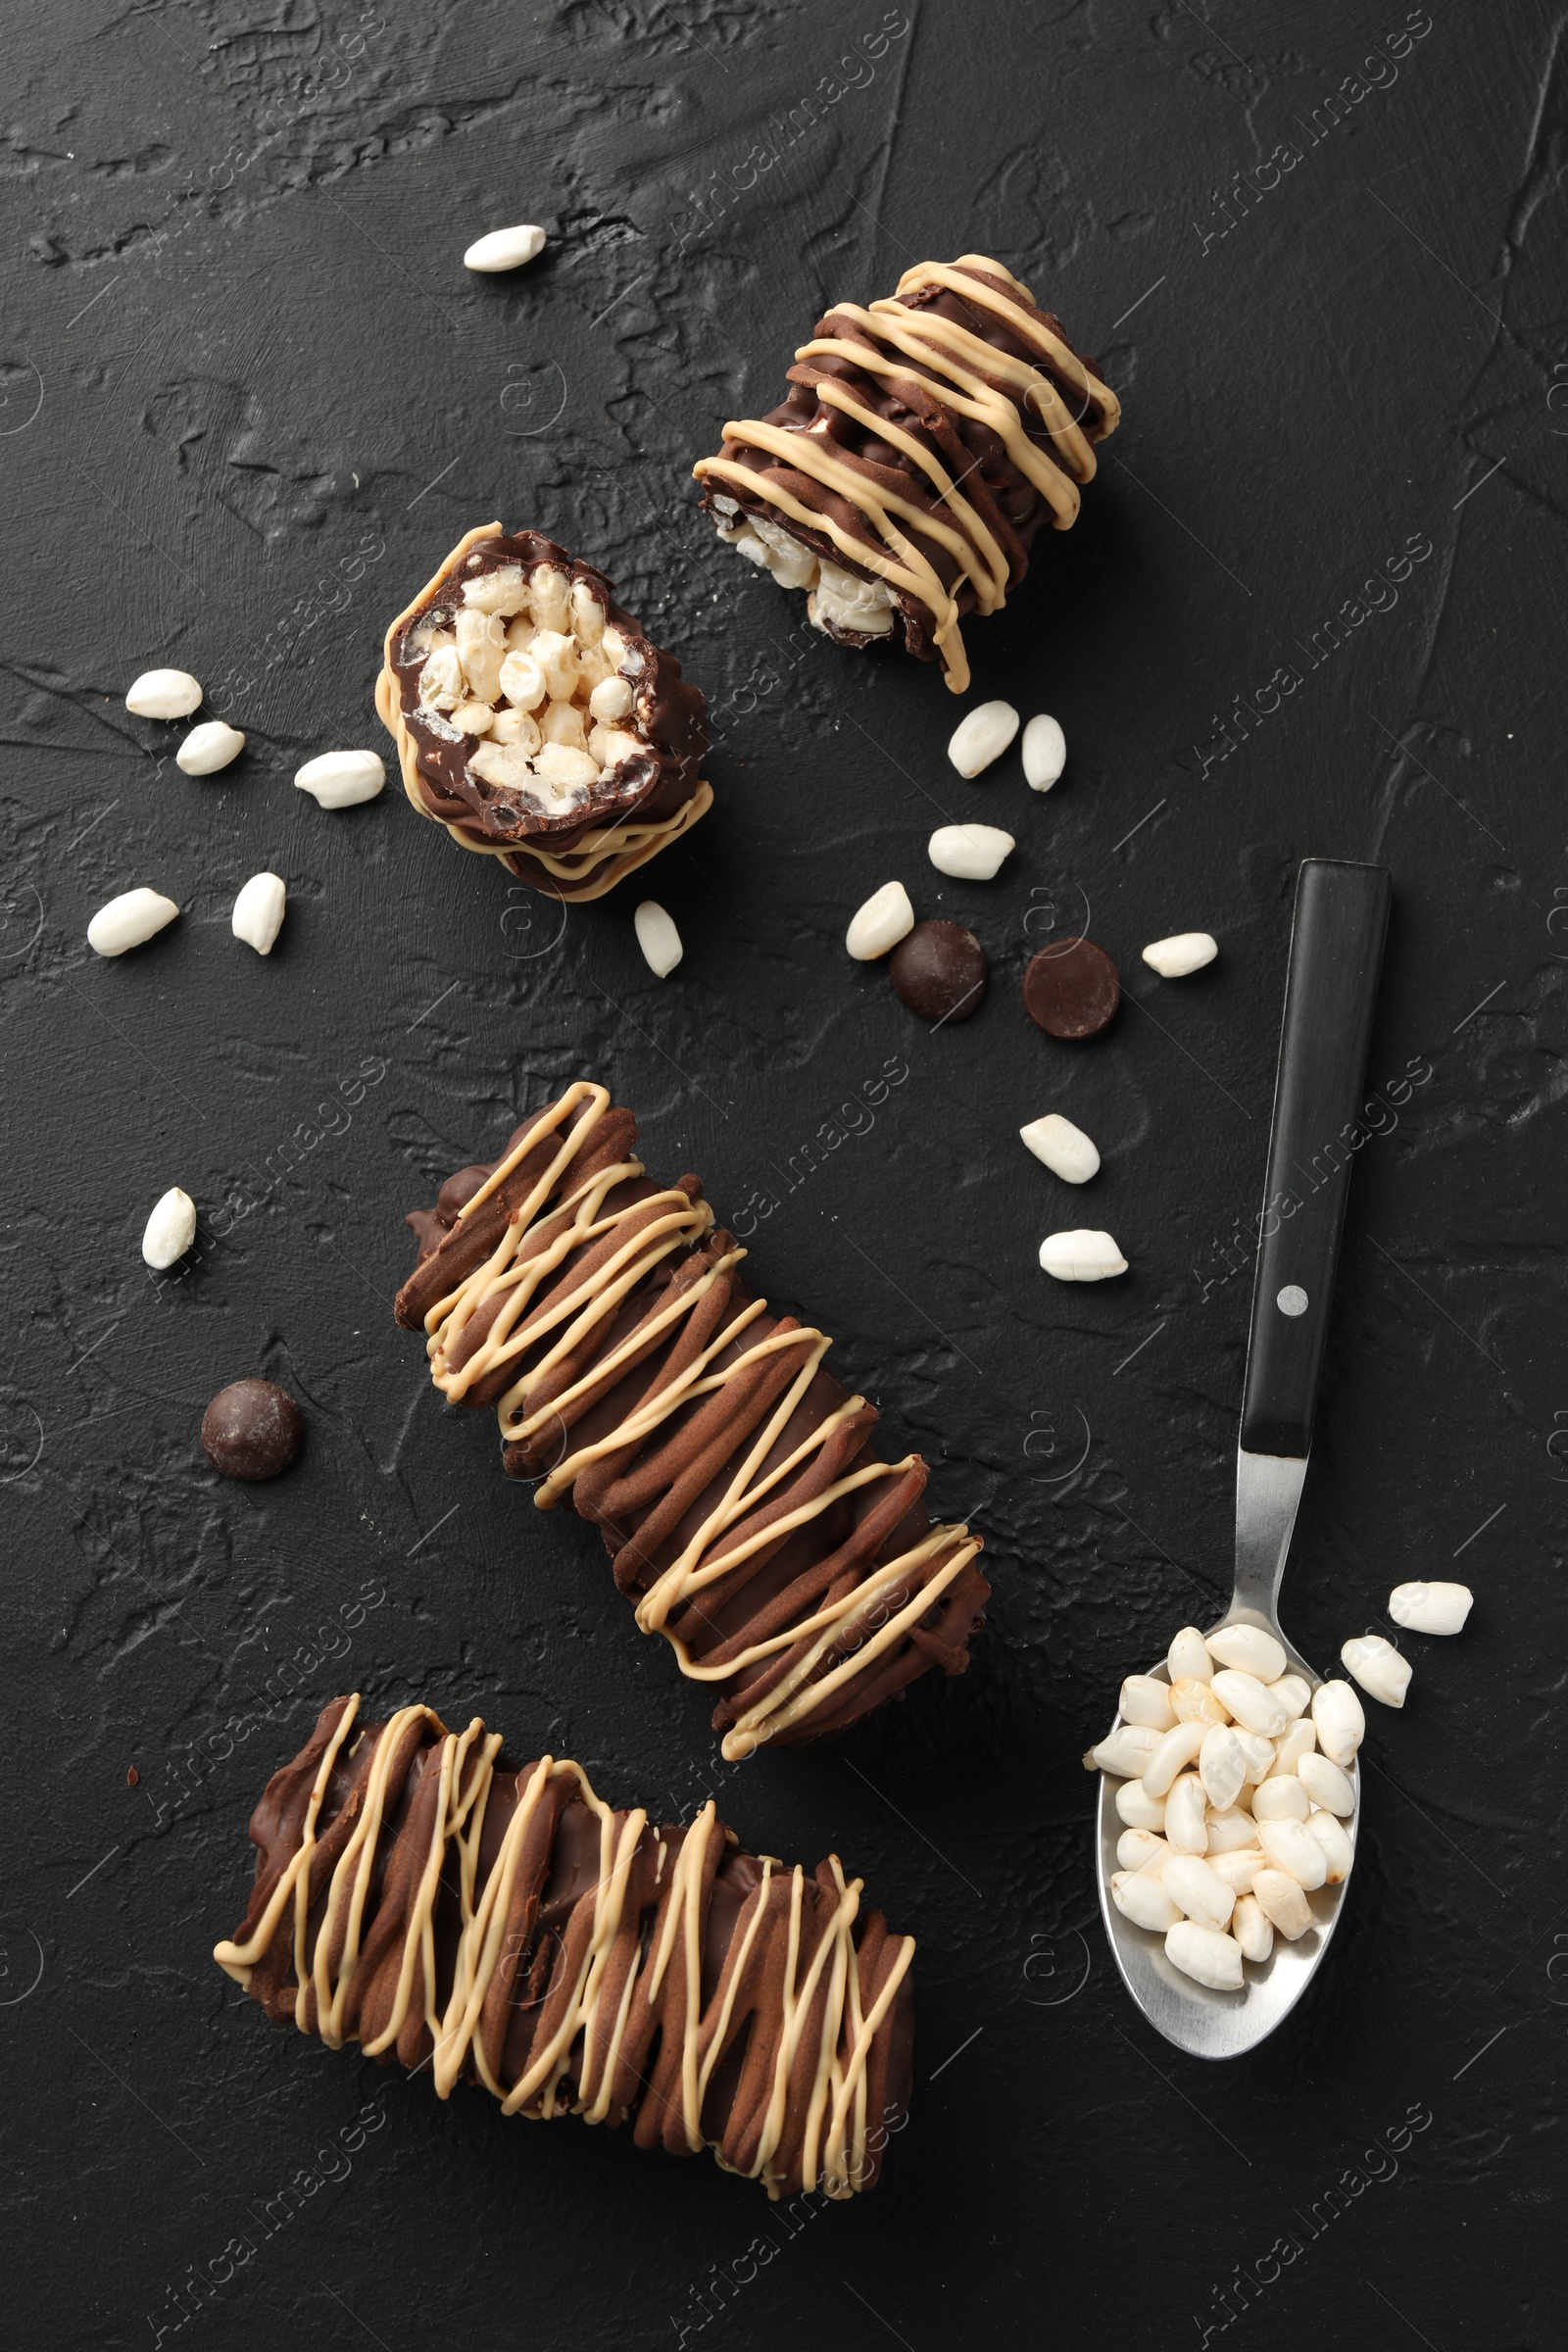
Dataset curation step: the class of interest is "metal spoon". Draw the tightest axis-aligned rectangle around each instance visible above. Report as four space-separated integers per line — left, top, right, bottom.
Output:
1096 858 1392 2058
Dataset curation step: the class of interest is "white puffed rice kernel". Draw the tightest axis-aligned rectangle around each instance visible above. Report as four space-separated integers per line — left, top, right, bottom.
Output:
141 1187 196 1269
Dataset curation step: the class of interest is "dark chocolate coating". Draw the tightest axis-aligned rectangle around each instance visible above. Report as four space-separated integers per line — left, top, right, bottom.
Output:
391 529 709 863
394 1093 989 1751
1022 937 1122 1040
200 1379 304 1481
890 920 988 1024
220 1697 914 2196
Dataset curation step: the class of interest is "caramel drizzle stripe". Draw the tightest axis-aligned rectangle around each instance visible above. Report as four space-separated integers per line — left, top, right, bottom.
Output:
918 256 1121 432
807 377 1010 610
214 1709 901 2197
666 1507 944 1683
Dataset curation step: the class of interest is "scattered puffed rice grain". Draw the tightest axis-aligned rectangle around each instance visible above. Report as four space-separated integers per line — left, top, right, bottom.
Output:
1142 931 1218 979
1252 1867 1313 1940
1342 1633 1412 1708
1021 711 1066 791
294 749 385 808
1039 1228 1127 1282
1267 1720 1317 1779
1204 1810 1260 1856
1256 1816 1327 1890
1019 1112 1100 1185
928 822 1014 880
1112 1871 1183 1933
1116 1830 1170 1874
1389 1580 1473 1636
1161 1853 1236 1932
464 223 547 272
1143 1720 1207 1799
1168 1627 1214 1686
142 1187 196 1269
87 887 179 957
1114 1780 1166 1832
1251 1776 1309 1824
125 668 202 719
232 872 286 956
634 900 682 978
947 699 1019 777
1084 1724 1160 1779
1306 1809 1355 1885
1298 1752 1354 1815
1165 1920 1244 1990
1233 1893 1274 1963
1169 1676 1228 1728
1119 1675 1176 1733
1269 1672 1313 1721
1209 1669 1289 1739
1163 1773 1209 1855
845 880 914 960
176 720 245 776
1211 1847 1268 1897
1206 1623 1287 1684
1199 1724 1247 1814
1312 1679 1365 1767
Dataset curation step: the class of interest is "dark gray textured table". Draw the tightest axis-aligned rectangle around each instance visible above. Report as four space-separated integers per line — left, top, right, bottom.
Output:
5 3 1564 2345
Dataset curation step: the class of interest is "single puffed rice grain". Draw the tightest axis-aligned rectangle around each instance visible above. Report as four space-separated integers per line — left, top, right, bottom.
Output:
947 699 1019 777
928 822 1014 880
1267 1720 1318 1779
464 223 547 271
634 901 682 979
1198 1724 1247 1813
845 880 914 961
1233 1893 1273 1963
1298 1752 1355 1815
1143 1720 1207 1799
1342 1634 1412 1708
1142 932 1218 979
1206 1623 1287 1684
1210 1670 1289 1739
1306 1809 1354 1884
1161 1853 1235 1931
1211 1848 1268 1897
1257 1816 1327 1890
1112 1871 1183 1933
1163 1773 1209 1854
1114 1780 1166 1832
294 750 385 808
1165 1920 1244 1989
1118 1675 1176 1732
125 667 202 719
1167 1627 1214 1686
1250 1775 1309 1824
1203 1809 1260 1855
1084 1724 1160 1779
1039 1229 1127 1282
1169 1676 1228 1728
1389 1580 1473 1636
1019 1112 1100 1185
87 888 179 957
231 873 286 956
1252 1868 1313 1940
1021 711 1066 791
1312 1679 1365 1767
1116 1830 1170 1874
176 720 245 775
141 1187 196 1269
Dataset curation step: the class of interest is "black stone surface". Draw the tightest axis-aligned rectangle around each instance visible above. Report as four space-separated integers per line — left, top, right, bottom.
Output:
4 3 1564 2346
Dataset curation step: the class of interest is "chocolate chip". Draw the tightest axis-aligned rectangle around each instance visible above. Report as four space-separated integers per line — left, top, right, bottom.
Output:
201 1379 305 1482
1022 936 1121 1039
889 920 988 1025
126 1765 139 1786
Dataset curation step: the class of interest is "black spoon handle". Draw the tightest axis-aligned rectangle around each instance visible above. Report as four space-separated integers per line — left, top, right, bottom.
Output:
1240 858 1392 1459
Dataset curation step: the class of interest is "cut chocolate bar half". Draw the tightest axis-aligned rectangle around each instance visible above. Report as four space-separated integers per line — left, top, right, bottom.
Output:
376 523 711 900
694 255 1119 694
